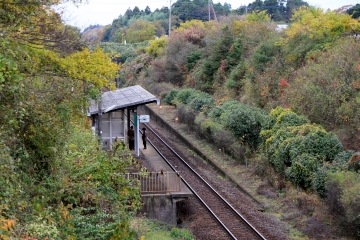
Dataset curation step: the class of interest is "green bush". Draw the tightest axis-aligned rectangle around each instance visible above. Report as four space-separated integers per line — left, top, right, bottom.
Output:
195 115 239 158
209 100 267 149
262 107 310 132
170 88 214 113
173 88 198 105
33 126 141 239
288 129 343 162
313 151 355 197
69 208 136 240
225 61 246 90
264 123 343 175
285 153 319 189
188 91 214 113
312 165 329 198
163 89 179 105
25 218 60 240
187 50 202 71
334 150 355 170
251 38 280 72
0 131 24 238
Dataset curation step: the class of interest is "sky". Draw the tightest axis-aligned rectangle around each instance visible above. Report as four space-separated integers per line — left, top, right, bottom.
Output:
56 0 359 30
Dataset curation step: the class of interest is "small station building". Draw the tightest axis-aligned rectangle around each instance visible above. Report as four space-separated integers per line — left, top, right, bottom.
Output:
88 85 159 154
88 85 192 225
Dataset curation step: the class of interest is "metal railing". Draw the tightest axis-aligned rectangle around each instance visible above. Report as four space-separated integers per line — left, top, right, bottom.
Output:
127 171 181 193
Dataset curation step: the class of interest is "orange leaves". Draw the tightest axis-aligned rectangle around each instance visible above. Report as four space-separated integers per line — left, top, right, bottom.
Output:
279 78 289 97
0 219 16 230
0 218 16 240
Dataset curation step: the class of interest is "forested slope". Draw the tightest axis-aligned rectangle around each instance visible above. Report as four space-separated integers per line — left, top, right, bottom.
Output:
0 1 143 239
110 7 360 238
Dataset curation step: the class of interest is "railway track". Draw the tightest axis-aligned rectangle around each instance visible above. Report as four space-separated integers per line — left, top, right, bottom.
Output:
141 122 267 240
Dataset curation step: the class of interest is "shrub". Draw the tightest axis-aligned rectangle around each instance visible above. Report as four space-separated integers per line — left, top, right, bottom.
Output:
262 107 310 132
313 151 355 197
286 153 319 189
171 88 214 113
69 208 136 240
195 115 239 158
225 61 246 91
173 88 199 105
264 123 343 176
188 91 214 113
45 126 141 239
251 38 280 72
312 165 328 197
163 89 179 105
287 129 343 162
334 150 355 170
0 132 22 239
187 50 202 71
209 100 267 150
146 36 168 57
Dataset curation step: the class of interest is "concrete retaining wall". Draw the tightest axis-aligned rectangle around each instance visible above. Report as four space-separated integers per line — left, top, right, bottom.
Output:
141 195 186 225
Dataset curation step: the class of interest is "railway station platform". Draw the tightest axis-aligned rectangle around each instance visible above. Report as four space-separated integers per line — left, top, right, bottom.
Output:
135 136 192 196
132 136 192 225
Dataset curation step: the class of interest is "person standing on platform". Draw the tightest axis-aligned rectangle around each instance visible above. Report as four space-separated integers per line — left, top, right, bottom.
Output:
141 127 147 149
128 126 134 150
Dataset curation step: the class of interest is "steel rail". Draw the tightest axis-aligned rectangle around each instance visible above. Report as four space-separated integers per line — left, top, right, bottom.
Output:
143 123 267 240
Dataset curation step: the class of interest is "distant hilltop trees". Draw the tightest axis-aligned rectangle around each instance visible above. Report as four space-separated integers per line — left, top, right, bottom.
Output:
83 0 357 44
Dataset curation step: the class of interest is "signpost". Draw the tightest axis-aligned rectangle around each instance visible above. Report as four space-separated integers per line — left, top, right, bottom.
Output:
139 115 150 123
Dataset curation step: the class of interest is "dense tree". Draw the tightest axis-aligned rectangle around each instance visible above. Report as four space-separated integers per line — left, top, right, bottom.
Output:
125 8 134 19
125 19 156 43
285 38 360 141
213 2 231 16
239 0 308 22
145 5 151 14
285 0 309 21
281 6 360 66
0 0 84 53
116 5 360 237
0 1 142 239
133 6 140 16
172 0 230 21
347 4 360 18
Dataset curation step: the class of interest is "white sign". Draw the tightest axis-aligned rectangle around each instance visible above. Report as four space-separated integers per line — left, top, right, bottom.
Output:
139 115 150 123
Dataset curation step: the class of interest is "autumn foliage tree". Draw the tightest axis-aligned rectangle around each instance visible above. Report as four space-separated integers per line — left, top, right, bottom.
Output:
125 19 156 43
0 1 141 239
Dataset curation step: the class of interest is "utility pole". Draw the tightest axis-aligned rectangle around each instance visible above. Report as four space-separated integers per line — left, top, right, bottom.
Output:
169 0 172 36
208 0 211 21
208 0 217 22
211 1 217 21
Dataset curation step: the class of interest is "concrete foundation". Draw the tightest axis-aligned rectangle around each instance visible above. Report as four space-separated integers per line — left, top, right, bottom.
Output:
141 195 188 225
